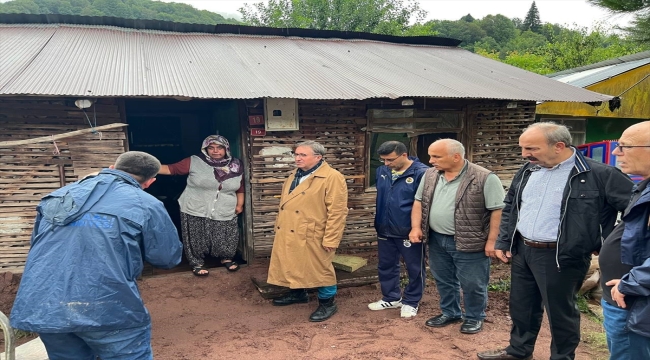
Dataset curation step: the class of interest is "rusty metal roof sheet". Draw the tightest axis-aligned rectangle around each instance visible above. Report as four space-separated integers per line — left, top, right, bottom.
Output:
0 23 612 102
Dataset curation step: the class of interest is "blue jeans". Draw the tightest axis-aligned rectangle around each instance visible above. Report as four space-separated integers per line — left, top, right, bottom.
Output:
377 237 426 307
39 324 152 360
318 285 337 299
428 231 490 321
602 299 650 360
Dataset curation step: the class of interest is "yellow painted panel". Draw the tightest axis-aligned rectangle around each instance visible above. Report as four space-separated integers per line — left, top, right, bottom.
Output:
537 64 650 119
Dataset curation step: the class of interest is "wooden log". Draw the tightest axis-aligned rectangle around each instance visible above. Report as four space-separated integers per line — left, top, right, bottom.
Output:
0 123 129 147
250 263 378 299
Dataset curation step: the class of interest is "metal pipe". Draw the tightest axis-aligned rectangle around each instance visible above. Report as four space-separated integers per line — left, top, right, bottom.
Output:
0 310 15 360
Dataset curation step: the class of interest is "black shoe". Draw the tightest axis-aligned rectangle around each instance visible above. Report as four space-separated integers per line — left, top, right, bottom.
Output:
460 319 483 334
272 289 308 306
425 314 463 328
477 349 532 360
309 297 338 322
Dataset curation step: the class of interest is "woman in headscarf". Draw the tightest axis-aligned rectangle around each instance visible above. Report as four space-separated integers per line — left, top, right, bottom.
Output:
159 135 244 276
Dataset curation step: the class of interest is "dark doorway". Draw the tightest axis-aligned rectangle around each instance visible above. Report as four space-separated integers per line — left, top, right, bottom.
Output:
416 132 458 164
125 99 244 272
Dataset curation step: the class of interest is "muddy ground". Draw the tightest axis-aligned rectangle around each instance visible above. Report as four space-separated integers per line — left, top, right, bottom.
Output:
1 261 607 359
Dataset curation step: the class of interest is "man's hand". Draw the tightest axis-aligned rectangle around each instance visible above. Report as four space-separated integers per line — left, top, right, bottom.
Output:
495 249 511 263
606 279 627 308
485 239 497 258
408 228 423 244
323 246 336 252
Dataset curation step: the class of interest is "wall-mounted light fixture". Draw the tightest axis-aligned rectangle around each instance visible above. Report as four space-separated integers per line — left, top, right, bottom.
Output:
74 99 95 109
401 99 414 106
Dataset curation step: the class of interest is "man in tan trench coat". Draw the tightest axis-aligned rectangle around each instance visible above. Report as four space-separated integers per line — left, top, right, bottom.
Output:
267 140 349 322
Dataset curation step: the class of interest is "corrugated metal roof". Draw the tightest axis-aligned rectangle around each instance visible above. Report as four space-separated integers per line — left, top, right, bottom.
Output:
550 57 650 88
0 23 612 102
549 50 650 77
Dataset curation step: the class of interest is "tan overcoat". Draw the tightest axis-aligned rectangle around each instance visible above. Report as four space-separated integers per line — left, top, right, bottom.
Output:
267 161 348 289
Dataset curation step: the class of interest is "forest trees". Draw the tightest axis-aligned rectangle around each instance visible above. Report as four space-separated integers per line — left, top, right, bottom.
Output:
0 0 240 24
238 0 426 35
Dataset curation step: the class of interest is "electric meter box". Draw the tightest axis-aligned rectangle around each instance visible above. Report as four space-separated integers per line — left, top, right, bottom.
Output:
264 98 299 131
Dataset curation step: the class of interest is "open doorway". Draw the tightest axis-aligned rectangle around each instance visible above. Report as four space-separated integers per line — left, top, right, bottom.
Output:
416 132 458 164
125 99 246 273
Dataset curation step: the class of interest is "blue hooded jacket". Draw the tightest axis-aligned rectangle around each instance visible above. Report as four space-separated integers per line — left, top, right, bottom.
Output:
374 157 429 239
10 169 182 333
618 179 650 337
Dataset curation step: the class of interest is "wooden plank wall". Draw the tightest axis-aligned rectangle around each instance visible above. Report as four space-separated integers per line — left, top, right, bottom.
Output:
247 100 377 258
468 101 535 184
0 97 126 273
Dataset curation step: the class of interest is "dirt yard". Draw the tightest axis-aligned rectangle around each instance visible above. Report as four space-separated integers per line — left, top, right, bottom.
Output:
1 262 608 359
141 261 606 360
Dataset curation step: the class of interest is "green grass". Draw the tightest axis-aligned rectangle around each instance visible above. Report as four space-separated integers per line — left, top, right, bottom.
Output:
14 329 34 339
576 295 603 323
581 330 608 360
487 278 511 292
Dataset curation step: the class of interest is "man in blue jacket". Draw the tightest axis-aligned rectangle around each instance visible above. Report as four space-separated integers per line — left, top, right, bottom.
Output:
600 120 650 360
11 151 183 360
369 141 428 318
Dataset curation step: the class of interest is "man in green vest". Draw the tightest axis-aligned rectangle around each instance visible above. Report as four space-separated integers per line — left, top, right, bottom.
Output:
409 139 505 334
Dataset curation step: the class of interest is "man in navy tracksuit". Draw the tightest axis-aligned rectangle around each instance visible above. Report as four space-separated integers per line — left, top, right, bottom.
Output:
369 141 428 318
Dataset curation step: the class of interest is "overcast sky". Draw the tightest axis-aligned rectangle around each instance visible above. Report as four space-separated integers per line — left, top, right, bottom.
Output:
167 0 634 29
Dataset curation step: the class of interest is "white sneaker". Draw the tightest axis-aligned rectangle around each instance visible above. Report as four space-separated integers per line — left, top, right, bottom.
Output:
400 305 418 318
368 299 402 311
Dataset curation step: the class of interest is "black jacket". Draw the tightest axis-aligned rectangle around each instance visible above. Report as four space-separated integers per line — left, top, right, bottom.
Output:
495 149 633 269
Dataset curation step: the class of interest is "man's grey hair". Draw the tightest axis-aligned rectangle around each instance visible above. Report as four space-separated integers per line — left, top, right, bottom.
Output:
114 151 161 183
433 139 465 157
525 122 573 146
295 140 326 156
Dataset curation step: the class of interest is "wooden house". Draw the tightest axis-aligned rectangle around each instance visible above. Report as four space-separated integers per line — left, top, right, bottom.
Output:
0 14 612 272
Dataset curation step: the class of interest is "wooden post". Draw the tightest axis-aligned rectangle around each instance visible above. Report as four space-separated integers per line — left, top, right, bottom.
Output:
58 165 66 187
0 123 128 147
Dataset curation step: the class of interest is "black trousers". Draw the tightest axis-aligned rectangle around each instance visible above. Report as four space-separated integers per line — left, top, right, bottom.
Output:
506 239 590 360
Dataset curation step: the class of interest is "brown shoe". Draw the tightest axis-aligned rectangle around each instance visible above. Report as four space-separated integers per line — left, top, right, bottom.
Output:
476 349 532 360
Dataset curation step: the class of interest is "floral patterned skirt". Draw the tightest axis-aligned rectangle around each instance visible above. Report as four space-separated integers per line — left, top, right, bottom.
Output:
180 212 239 267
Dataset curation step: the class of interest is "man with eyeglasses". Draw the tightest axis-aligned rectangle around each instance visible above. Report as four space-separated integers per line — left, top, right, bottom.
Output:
368 141 429 318
478 122 633 360
599 121 650 359
267 140 349 322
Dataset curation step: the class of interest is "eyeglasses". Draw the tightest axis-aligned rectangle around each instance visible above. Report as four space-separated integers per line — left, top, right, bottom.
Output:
615 144 650 152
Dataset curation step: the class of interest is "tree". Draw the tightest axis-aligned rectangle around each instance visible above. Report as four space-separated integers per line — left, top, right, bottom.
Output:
479 14 516 45
588 0 650 43
521 1 541 33
428 19 487 50
238 0 427 35
460 13 474 22
544 25 646 71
